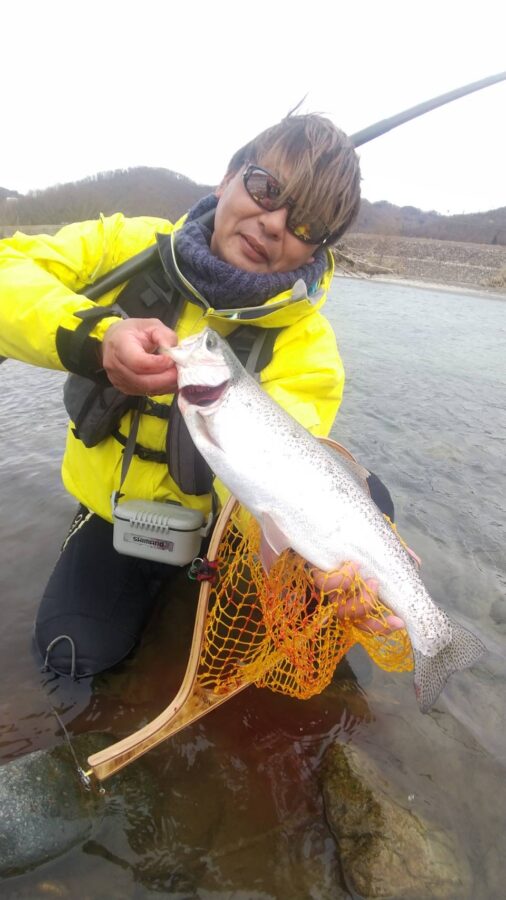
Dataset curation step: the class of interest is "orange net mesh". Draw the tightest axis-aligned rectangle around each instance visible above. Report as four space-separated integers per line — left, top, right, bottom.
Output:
197 504 413 700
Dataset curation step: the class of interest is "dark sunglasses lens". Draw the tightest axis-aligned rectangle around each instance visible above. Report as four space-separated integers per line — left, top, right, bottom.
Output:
286 210 327 244
246 169 281 210
287 215 313 242
245 167 329 243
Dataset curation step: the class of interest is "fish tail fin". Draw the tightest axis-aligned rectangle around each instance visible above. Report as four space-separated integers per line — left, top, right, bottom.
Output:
413 619 486 713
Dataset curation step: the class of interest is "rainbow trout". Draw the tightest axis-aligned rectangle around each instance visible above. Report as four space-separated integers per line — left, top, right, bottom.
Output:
167 329 485 712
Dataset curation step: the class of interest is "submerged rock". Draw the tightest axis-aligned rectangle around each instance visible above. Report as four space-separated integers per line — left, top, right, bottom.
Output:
320 742 472 900
0 732 153 878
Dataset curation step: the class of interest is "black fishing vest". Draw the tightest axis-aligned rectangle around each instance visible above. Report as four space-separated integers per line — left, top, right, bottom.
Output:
63 232 281 496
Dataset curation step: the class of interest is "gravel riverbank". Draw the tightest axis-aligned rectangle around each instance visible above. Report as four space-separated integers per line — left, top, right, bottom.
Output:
336 233 506 296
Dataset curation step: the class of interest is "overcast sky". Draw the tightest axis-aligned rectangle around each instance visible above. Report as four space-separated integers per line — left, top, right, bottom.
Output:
2 0 505 214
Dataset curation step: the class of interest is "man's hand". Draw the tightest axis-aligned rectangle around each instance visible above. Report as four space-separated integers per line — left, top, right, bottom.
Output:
102 318 178 396
312 562 405 635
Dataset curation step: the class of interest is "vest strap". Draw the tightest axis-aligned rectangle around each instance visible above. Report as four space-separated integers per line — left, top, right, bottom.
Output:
111 427 168 464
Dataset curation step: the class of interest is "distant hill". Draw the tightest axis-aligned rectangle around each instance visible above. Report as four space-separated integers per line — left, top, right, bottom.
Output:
0 168 213 229
0 186 22 200
1 166 505 245
353 199 506 246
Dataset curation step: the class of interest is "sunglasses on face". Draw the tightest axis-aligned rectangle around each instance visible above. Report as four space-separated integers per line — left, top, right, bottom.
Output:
242 164 331 245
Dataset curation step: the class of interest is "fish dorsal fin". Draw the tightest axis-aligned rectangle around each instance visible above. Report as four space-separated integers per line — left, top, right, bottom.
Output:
318 437 371 497
259 513 291 573
334 454 371 496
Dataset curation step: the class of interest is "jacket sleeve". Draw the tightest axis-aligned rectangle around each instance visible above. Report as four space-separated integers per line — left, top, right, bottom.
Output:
259 312 345 438
0 214 171 376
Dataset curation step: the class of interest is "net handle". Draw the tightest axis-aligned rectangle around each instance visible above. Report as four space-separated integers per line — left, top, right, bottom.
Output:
318 437 357 462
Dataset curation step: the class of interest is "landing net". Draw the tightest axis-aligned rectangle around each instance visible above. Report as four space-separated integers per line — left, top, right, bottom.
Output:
197 505 413 700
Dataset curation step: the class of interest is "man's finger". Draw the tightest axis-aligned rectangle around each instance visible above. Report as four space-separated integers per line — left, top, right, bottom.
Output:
112 369 179 396
354 614 405 635
115 342 177 375
149 325 179 350
312 561 360 592
329 589 374 622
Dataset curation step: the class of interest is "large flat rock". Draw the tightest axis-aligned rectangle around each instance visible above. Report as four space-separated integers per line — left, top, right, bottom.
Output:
321 741 473 899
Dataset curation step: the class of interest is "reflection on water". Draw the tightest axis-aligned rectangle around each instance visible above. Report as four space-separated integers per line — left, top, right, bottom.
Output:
0 278 505 898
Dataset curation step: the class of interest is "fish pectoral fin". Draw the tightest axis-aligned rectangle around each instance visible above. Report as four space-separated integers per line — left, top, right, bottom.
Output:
259 514 291 573
413 619 486 713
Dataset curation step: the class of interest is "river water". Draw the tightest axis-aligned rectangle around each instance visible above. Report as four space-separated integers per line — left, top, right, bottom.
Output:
0 277 505 898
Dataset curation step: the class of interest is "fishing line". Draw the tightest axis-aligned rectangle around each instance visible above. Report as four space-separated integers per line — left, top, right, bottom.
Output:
40 674 105 792
47 702 95 790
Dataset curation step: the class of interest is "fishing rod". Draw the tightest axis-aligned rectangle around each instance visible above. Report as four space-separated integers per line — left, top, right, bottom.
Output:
350 70 506 146
0 70 505 365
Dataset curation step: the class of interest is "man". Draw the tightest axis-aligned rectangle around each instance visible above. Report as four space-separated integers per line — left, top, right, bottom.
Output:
0 112 400 678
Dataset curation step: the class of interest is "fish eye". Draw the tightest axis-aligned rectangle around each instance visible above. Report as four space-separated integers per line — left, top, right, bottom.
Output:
205 331 218 351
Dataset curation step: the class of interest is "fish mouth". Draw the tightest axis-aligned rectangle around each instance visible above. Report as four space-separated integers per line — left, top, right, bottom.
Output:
180 381 229 407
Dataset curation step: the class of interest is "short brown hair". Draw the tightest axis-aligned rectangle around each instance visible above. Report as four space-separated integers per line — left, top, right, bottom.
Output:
226 113 361 243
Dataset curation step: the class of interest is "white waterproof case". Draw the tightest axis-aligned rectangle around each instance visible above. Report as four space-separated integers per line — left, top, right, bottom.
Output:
113 499 207 566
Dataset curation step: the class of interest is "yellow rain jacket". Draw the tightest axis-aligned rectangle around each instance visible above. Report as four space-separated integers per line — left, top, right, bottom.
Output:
0 213 345 521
